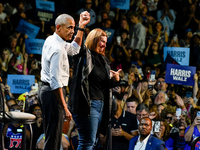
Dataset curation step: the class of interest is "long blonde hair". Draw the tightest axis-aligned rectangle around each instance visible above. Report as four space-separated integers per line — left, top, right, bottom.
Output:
85 28 107 55
0 49 10 71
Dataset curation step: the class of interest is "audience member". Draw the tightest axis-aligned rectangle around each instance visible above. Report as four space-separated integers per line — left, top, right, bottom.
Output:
10 1 27 31
111 92 138 150
76 0 96 27
127 11 146 53
136 103 149 126
153 119 174 150
129 117 165 150
179 29 193 47
157 0 176 36
0 49 11 72
144 40 162 67
184 107 200 150
154 91 169 106
4 104 30 150
126 96 139 115
155 76 168 92
28 104 43 150
182 3 200 33
152 21 168 51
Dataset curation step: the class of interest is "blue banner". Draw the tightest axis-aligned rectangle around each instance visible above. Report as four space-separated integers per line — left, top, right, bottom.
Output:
16 19 40 39
7 75 35 94
35 0 55 12
35 9 56 24
163 47 190 66
165 64 196 86
110 0 130 10
25 39 45 55
101 28 115 44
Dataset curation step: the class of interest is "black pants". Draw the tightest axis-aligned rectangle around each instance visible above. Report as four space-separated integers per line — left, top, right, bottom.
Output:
38 83 64 150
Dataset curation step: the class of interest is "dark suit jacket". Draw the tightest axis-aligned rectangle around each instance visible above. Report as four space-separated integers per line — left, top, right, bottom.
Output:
129 135 165 150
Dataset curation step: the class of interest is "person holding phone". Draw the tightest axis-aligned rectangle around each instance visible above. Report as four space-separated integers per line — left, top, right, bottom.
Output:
184 108 200 150
153 119 174 150
111 92 138 150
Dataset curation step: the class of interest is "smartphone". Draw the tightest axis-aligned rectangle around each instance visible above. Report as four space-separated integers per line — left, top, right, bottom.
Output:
113 124 119 129
17 55 21 60
154 121 160 132
173 34 177 42
116 36 121 45
150 70 156 81
186 91 192 98
197 111 200 117
176 108 181 119
148 85 153 91
197 111 200 123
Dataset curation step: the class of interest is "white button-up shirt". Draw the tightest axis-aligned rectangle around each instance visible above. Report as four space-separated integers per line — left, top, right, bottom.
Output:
41 32 80 90
134 134 151 150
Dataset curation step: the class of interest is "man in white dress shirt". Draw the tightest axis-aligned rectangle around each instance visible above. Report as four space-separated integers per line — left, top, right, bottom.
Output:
38 12 90 150
134 118 152 150
129 118 165 150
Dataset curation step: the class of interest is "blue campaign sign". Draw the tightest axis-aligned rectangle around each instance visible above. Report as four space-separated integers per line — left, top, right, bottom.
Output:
35 9 56 24
25 39 45 55
16 19 40 39
165 63 196 86
35 0 55 12
163 47 190 66
7 75 35 94
101 28 115 44
110 0 130 10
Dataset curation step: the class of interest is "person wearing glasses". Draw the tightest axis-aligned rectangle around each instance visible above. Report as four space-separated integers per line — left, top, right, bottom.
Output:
136 103 150 127
29 104 43 150
155 76 168 93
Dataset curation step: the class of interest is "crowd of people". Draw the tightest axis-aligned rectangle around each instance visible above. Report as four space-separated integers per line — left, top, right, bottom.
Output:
1 0 200 150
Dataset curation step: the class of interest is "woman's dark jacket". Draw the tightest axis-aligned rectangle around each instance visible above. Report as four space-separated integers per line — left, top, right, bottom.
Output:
68 47 118 136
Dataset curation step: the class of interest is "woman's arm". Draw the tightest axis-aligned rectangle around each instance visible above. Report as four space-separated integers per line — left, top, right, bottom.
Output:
164 27 168 43
193 74 199 99
144 40 152 56
108 43 115 63
155 31 161 43
122 46 131 62
23 53 28 75
185 123 196 141
137 83 143 103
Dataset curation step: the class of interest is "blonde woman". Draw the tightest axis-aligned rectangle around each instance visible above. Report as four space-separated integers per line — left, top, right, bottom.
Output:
68 28 121 150
0 49 11 72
